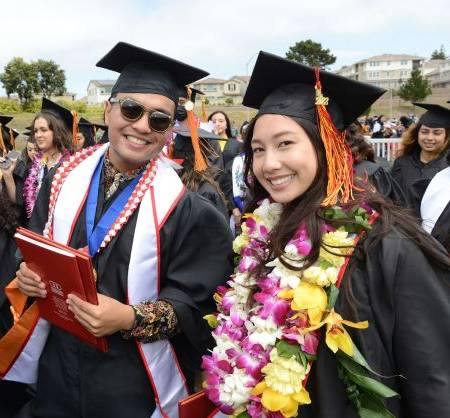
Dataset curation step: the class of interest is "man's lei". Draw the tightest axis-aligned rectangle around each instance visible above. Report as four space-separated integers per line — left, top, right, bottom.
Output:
202 199 398 418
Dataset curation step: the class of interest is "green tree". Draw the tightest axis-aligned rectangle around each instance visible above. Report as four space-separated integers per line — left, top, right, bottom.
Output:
286 39 336 69
398 69 432 103
430 45 446 60
34 59 66 98
0 57 39 104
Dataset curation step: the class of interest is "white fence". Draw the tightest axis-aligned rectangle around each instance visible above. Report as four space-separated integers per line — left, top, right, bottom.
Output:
366 137 401 162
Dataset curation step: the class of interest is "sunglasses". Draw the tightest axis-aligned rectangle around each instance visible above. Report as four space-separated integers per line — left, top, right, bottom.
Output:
109 97 173 133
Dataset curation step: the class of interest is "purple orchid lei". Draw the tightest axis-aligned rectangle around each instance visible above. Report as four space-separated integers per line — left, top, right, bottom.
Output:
24 150 70 218
202 199 387 418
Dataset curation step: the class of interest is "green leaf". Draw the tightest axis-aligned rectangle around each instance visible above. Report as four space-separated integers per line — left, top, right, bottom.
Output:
327 284 340 309
236 411 251 418
276 340 300 361
319 259 334 269
337 354 399 398
357 392 396 418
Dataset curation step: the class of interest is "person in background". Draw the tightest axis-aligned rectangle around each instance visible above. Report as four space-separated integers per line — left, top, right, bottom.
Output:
391 103 449 214
208 110 243 219
346 123 406 205
172 125 228 220
76 118 96 150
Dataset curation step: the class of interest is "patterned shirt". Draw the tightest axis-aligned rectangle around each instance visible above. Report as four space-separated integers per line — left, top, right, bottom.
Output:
102 152 180 342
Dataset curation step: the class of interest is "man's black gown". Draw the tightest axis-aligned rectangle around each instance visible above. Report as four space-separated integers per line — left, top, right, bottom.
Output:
301 228 450 418
27 166 233 418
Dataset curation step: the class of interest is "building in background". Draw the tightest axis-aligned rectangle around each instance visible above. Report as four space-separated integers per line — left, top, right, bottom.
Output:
86 80 116 104
336 54 425 89
193 75 250 105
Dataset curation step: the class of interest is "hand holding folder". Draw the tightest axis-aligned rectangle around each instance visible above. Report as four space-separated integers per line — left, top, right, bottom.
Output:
14 227 107 352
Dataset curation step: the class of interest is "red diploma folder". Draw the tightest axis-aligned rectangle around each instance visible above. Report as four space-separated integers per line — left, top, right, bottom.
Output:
178 390 218 418
14 227 108 352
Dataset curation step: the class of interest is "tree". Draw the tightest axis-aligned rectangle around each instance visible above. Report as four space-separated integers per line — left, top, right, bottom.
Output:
0 57 39 104
286 39 336 69
397 69 432 103
34 59 66 98
430 45 446 60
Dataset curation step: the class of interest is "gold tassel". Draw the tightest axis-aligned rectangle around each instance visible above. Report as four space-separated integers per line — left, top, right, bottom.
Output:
9 127 15 149
71 111 78 147
186 87 207 172
0 124 6 155
201 95 208 123
314 68 354 206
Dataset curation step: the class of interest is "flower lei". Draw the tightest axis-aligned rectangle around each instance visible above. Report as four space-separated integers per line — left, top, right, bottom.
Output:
202 199 398 418
23 150 70 218
43 145 158 251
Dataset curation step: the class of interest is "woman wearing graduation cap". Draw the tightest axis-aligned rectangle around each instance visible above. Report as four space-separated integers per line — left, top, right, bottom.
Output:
202 52 450 418
171 123 229 220
391 103 449 213
7 99 73 223
5 42 232 418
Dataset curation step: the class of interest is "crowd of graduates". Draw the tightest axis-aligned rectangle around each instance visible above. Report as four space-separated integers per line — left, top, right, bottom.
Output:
0 42 448 418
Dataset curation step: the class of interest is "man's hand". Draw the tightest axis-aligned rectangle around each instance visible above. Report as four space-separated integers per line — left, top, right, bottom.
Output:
16 262 47 298
67 293 135 337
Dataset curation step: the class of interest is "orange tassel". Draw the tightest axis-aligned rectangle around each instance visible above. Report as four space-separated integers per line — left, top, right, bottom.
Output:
0 124 6 155
9 128 15 149
186 87 207 172
71 111 79 147
314 68 354 206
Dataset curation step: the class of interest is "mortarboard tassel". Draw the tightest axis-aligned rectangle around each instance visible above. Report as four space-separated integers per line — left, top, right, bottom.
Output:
201 95 208 123
9 127 15 149
186 87 207 172
314 68 354 206
0 124 6 155
71 111 79 148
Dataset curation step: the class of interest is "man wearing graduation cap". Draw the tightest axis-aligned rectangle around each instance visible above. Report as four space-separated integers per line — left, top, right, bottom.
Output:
8 42 233 418
391 102 449 211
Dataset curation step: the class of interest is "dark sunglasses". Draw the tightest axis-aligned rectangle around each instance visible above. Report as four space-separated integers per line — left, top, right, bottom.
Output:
109 97 173 133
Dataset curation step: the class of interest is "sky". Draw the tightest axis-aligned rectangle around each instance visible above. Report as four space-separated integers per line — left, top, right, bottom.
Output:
0 0 448 99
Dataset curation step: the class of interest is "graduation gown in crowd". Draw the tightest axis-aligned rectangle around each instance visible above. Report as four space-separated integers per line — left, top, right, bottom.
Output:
26 165 233 418
301 228 450 418
197 181 229 220
354 160 406 206
415 166 450 252
390 150 449 213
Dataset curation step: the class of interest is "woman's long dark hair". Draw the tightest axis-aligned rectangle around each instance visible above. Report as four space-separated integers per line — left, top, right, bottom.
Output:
208 111 233 138
0 194 20 236
243 115 450 279
32 111 73 154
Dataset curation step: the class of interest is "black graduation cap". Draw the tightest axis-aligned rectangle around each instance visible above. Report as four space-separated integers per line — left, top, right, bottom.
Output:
172 127 220 160
174 126 220 141
243 51 385 130
96 42 209 103
413 102 450 128
78 117 95 147
0 115 13 127
41 97 74 131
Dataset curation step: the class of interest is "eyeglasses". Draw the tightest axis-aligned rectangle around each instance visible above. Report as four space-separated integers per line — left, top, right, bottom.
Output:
109 97 173 133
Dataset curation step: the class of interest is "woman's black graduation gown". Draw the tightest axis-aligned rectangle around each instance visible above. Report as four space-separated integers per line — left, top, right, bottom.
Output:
27 168 233 418
301 228 450 418
354 160 406 206
390 150 449 212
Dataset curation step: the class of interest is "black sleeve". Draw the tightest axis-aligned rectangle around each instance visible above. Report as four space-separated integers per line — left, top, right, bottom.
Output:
389 238 450 417
370 166 408 207
159 192 233 355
